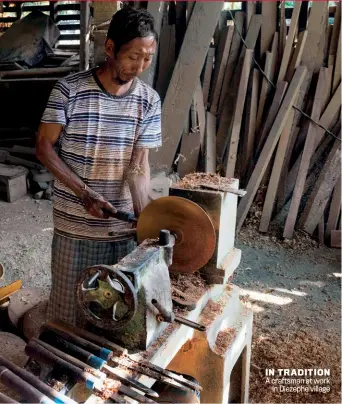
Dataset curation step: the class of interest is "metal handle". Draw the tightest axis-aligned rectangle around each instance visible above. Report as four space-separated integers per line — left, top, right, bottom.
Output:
174 315 206 332
102 209 136 223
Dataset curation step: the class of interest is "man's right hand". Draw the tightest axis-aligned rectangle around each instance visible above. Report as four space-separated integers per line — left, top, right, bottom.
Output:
82 188 117 219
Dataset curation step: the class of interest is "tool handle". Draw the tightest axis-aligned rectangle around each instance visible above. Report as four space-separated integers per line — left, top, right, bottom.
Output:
25 341 99 390
102 209 136 223
39 332 105 370
48 320 127 356
174 315 206 332
42 324 112 361
0 354 76 404
0 366 53 404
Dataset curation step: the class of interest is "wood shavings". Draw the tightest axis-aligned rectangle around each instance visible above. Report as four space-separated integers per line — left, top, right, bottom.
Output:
173 172 234 189
170 272 208 301
95 379 121 401
214 328 237 355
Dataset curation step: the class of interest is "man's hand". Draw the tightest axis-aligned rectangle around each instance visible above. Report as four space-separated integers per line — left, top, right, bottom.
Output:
82 187 117 219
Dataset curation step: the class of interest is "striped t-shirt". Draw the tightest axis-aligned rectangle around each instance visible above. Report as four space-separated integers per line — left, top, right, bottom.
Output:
41 69 162 240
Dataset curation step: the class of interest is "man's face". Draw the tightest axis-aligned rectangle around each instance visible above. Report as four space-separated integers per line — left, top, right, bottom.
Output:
105 36 156 84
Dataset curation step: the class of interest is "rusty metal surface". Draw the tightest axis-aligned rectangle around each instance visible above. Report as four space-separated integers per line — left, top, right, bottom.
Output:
137 196 215 273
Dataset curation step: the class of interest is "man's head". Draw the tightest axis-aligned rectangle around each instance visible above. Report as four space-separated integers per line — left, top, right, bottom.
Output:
105 7 157 84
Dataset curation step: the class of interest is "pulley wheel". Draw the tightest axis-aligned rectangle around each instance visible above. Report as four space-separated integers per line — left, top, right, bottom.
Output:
137 196 215 273
76 265 138 330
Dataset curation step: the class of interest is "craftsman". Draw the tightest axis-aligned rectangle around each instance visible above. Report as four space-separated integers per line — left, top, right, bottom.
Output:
36 7 161 326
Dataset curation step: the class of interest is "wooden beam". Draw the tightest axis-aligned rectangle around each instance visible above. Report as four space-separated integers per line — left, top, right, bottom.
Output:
285 30 308 82
236 66 307 232
225 49 254 178
331 230 341 248
283 68 329 239
259 109 295 233
151 1 224 173
255 51 274 135
278 1 301 82
299 139 341 235
205 112 216 174
209 25 234 115
241 68 259 182
217 11 245 115
326 177 341 242
260 2 277 60
202 47 215 108
139 2 165 86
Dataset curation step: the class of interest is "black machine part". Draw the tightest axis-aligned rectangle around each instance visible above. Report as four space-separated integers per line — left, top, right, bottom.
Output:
76 265 138 330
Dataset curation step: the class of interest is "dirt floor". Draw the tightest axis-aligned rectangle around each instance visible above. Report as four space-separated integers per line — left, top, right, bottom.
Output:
0 196 341 403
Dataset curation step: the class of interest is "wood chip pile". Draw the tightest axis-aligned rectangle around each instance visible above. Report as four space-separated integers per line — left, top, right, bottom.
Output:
145 2 341 247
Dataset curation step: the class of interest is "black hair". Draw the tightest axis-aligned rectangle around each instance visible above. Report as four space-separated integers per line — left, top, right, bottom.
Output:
107 6 158 53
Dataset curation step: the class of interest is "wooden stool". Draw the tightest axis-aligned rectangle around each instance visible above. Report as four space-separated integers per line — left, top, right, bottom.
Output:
0 163 28 202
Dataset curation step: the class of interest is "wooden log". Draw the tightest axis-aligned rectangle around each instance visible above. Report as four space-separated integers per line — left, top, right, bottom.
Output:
209 26 234 115
256 81 288 159
331 230 341 248
259 109 295 233
225 49 254 178
217 11 245 115
217 14 262 160
151 1 223 173
236 66 307 233
202 47 215 108
255 51 274 135
277 1 301 83
260 2 277 60
299 139 341 235
325 177 341 242
241 68 259 182
285 30 308 82
139 1 165 86
283 68 328 239
205 112 216 174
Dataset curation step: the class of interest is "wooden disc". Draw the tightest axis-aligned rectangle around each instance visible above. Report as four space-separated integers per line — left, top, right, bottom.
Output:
137 196 216 273
22 300 48 340
8 288 49 328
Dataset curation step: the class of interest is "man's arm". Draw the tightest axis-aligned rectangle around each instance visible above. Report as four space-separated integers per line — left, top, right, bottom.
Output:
126 148 150 218
36 122 117 218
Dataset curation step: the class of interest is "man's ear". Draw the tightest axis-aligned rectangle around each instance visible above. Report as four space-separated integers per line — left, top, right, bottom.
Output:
105 38 115 58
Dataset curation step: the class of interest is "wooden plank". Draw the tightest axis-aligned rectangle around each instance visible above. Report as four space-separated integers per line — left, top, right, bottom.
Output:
217 14 262 160
255 51 274 135
256 81 288 159
259 109 295 233
236 66 307 233
225 49 254 178
260 2 277 60
150 1 224 173
332 28 341 94
205 112 216 174
246 1 256 28
318 215 325 245
283 68 329 239
139 2 165 87
325 177 341 242
299 139 341 235
209 25 234 115
194 82 206 149
279 1 286 65
217 11 245 115
277 1 301 83
79 1 90 71
241 68 259 182
202 47 215 108
329 2 341 60
285 30 308 82
331 230 341 248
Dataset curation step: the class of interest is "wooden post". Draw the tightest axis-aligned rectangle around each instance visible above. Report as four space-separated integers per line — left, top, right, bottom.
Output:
150 1 224 173
79 1 91 71
236 66 307 233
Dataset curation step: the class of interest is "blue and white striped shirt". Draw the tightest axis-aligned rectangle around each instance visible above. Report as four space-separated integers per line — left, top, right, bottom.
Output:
41 69 162 240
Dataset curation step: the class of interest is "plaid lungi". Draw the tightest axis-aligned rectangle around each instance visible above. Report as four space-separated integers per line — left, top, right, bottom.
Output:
47 232 136 326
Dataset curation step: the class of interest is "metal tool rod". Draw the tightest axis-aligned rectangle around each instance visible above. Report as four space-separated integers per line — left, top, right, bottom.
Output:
25 341 99 389
174 315 207 332
0 366 53 404
39 333 158 398
0 355 77 404
42 324 113 361
0 391 18 403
